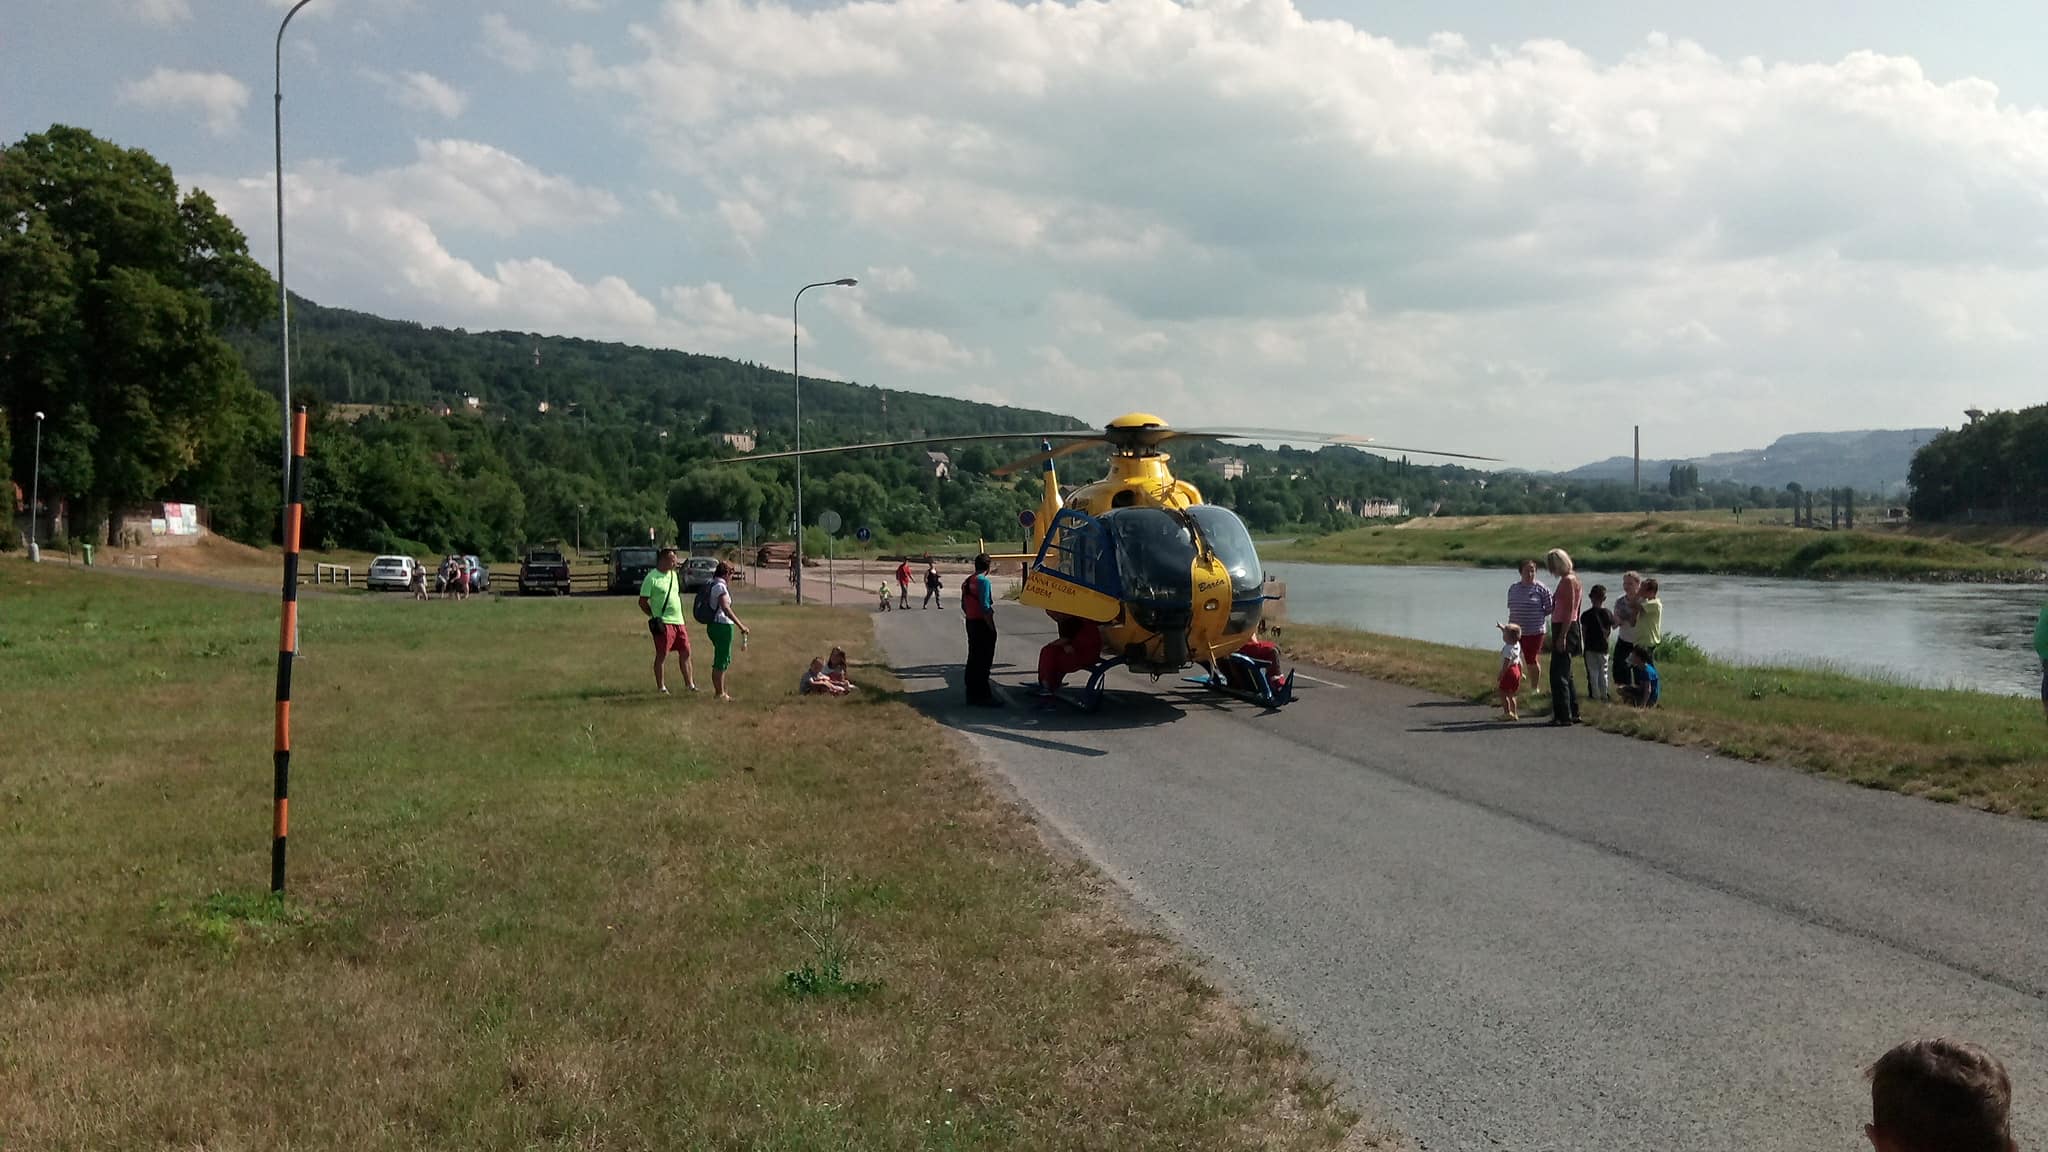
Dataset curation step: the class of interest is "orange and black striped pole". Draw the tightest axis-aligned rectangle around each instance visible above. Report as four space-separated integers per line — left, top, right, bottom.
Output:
272 405 308 893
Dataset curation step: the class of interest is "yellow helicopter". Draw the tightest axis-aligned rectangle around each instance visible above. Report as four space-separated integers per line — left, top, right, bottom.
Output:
735 412 1493 708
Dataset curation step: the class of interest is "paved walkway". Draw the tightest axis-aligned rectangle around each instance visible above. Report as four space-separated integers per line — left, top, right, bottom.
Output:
875 606 2048 1151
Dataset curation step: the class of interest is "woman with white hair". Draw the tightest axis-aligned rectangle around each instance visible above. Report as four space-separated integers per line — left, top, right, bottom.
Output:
1544 548 1583 726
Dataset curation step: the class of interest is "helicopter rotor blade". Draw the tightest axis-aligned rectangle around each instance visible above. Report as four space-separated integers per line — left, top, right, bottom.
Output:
1166 427 1499 462
721 430 1099 464
991 437 1110 476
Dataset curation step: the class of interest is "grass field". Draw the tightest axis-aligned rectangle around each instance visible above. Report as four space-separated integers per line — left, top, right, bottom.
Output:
0 564 1369 1150
1269 512 2048 580
1279 623 2048 817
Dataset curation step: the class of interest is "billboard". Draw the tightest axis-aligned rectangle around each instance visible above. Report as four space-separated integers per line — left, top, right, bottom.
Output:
688 520 743 550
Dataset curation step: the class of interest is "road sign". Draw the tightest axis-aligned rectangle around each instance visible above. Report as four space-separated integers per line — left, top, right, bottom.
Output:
855 526 872 542
1018 509 1036 528
818 510 842 535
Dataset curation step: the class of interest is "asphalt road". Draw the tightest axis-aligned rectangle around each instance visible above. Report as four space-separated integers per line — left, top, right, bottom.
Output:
874 604 2048 1151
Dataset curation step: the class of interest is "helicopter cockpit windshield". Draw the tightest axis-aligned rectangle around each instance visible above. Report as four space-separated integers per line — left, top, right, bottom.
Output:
1186 505 1264 604
1101 508 1194 604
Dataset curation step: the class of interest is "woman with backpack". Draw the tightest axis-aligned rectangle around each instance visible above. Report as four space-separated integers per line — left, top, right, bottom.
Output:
694 560 751 701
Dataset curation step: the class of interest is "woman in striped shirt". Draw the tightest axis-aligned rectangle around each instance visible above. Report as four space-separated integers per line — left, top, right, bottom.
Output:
1507 559 1554 692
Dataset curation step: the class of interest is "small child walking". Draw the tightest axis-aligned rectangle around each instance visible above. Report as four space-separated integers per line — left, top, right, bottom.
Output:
877 582 892 611
1497 622 1525 720
1581 584 1615 701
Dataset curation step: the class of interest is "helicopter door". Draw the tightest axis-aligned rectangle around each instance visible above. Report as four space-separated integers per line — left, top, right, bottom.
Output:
1018 509 1124 623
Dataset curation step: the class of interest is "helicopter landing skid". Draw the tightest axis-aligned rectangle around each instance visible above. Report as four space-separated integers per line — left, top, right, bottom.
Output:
1029 656 1127 713
1182 658 1296 710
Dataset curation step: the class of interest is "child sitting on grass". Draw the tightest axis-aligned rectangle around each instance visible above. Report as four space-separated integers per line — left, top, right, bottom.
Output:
799 657 850 696
1496 622 1525 720
826 647 856 691
1618 647 1660 707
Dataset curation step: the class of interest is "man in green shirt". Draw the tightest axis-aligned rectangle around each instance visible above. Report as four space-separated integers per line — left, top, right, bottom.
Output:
2035 600 2047 723
638 548 696 695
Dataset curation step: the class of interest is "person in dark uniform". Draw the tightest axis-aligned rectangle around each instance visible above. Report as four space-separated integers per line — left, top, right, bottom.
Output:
962 552 999 706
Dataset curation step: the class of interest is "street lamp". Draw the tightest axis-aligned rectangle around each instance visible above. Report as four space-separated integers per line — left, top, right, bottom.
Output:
28 411 44 562
576 504 585 556
274 0 319 507
791 277 857 605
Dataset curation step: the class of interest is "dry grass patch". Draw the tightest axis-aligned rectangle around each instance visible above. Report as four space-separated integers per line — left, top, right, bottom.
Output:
1 564 1366 1150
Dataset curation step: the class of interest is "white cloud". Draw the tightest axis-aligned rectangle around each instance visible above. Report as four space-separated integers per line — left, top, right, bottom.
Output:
823 291 976 375
197 142 793 363
367 70 469 119
564 0 2048 463
716 198 767 247
118 69 250 137
481 13 540 73
134 0 191 25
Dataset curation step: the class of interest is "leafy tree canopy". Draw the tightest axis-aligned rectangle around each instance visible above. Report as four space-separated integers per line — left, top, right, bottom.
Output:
1 125 275 541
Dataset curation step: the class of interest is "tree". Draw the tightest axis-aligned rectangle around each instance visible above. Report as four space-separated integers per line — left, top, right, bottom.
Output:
667 467 764 535
0 126 273 540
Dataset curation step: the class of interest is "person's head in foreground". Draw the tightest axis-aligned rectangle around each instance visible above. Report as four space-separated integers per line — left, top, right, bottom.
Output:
974 552 991 573
656 547 678 571
1518 559 1539 583
1866 1037 2015 1152
715 560 732 580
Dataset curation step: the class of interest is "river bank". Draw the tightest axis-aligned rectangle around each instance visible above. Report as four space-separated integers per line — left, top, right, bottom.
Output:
1277 622 2048 819
1267 513 2048 583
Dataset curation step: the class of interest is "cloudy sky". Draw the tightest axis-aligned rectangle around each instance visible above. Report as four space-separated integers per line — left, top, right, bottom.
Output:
6 0 2046 468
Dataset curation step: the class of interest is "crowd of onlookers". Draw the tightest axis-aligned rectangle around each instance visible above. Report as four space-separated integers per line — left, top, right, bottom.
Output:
1499 551 1664 724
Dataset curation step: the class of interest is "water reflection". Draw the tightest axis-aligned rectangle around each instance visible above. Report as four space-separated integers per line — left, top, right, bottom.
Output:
1270 562 2046 698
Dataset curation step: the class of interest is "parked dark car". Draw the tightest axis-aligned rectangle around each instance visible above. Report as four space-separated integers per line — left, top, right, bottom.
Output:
518 548 573 596
609 546 658 595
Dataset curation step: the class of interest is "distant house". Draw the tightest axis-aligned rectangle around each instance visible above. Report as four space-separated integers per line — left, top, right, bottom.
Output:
428 401 454 417
926 451 952 480
1209 457 1248 480
1330 497 1406 518
718 431 757 453
462 394 482 411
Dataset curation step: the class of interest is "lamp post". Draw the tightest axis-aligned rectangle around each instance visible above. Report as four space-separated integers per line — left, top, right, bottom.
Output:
576 504 584 556
791 278 857 605
274 0 319 507
29 410 44 562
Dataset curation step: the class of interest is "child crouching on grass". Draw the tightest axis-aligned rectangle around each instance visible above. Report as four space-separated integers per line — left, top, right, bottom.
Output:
1497 622 1525 720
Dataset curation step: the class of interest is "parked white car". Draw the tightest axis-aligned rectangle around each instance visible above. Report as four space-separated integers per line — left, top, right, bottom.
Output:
367 554 419 591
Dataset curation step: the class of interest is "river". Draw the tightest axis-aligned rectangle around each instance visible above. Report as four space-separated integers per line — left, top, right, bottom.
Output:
1267 562 2046 698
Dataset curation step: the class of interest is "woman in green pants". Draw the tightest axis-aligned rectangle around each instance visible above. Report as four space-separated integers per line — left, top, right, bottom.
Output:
707 561 751 702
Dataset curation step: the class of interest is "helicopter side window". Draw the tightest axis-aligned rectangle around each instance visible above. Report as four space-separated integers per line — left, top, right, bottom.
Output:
1037 509 1120 597
1102 508 1195 603
1187 505 1265 602
1111 490 1136 508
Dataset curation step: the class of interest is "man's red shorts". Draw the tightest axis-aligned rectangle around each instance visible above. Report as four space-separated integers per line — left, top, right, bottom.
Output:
1518 633 1544 665
652 622 691 659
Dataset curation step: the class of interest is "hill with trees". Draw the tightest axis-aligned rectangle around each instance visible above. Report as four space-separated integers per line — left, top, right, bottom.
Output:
13 126 1987 563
